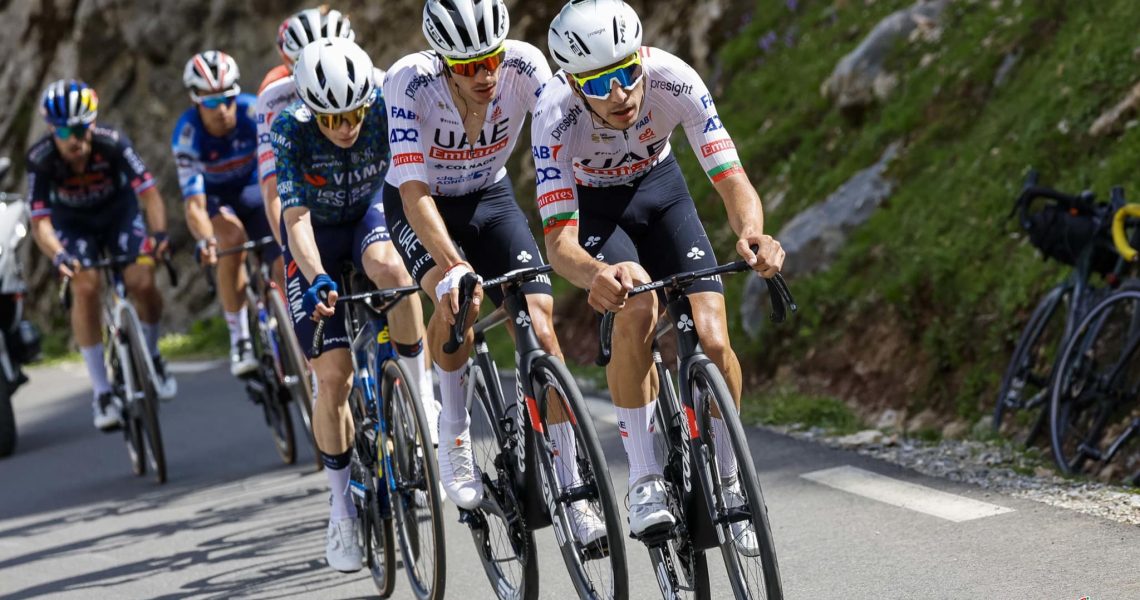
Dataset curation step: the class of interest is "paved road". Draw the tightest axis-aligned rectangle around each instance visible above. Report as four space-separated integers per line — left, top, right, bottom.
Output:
1 362 1137 599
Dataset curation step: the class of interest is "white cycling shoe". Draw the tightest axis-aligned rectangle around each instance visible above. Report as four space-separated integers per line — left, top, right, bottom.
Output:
152 355 177 401
92 392 123 431
568 501 607 546
325 518 364 573
628 475 675 537
230 339 259 377
437 418 483 509
723 477 760 557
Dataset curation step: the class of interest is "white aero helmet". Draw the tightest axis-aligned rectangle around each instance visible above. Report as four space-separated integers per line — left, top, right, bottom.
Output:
183 51 241 98
293 38 376 113
277 6 355 65
548 0 642 74
422 0 509 60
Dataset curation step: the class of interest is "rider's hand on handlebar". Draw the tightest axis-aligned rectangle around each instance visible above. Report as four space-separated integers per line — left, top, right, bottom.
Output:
588 263 633 314
150 231 171 258
436 263 481 325
52 250 78 279
195 237 218 267
303 274 338 321
736 234 784 279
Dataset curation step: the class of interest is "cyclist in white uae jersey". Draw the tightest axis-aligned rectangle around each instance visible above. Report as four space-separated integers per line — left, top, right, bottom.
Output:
381 0 605 546
534 0 785 548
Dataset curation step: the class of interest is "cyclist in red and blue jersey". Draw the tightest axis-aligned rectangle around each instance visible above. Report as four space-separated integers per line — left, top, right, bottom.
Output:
535 0 785 551
272 38 436 574
174 51 281 378
27 79 177 430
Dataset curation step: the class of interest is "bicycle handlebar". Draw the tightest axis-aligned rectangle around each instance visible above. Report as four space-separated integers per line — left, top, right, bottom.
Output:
58 253 179 310
442 273 479 355
204 236 278 296
310 284 422 359
1111 203 1140 262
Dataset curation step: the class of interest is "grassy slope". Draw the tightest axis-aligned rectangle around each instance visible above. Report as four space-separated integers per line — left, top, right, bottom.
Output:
671 0 1140 422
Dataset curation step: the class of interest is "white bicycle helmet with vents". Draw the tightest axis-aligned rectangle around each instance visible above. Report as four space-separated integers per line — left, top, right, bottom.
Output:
277 6 355 65
183 50 241 100
293 38 376 113
548 0 642 74
422 0 509 60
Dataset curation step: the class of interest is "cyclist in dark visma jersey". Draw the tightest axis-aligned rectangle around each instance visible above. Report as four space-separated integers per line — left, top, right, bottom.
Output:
272 38 437 575
174 50 281 379
27 79 177 431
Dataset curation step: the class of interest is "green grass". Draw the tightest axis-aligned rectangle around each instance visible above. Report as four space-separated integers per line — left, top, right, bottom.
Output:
672 0 1140 418
741 387 862 434
158 316 230 360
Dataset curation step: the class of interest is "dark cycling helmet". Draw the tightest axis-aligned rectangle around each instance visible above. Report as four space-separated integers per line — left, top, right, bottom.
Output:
40 79 98 127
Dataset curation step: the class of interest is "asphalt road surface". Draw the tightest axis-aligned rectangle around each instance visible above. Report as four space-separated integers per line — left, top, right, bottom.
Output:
1 361 1137 599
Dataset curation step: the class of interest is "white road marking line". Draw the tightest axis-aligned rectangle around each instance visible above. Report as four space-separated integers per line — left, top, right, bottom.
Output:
168 359 226 374
801 465 1015 522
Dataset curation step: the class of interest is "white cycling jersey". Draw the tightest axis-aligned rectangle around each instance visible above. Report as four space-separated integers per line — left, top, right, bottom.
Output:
530 46 743 233
256 66 387 184
382 40 552 197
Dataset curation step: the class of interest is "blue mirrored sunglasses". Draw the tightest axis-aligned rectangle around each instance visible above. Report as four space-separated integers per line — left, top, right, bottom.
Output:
574 56 644 99
199 94 237 109
53 123 91 140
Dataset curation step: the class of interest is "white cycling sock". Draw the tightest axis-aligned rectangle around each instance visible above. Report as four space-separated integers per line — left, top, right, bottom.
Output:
436 363 467 423
548 422 581 490
224 308 249 349
712 417 738 482
616 402 661 487
396 340 435 405
326 463 356 520
81 344 111 396
139 322 161 358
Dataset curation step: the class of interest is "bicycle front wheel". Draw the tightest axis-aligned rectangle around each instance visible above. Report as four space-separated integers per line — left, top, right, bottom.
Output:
1049 289 1140 479
690 360 781 600
994 284 1067 443
383 359 445 600
529 354 628 600
121 307 166 484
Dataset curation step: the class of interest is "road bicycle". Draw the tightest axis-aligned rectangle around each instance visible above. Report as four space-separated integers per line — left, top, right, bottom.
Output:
1047 201 1140 485
208 236 318 468
596 262 795 600
995 171 1131 445
313 272 445 598
447 265 628 599
61 254 178 484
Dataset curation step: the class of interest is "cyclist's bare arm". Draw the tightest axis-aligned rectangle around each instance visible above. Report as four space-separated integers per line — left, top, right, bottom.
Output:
31 218 66 264
713 172 783 277
184 193 215 241
259 174 283 244
545 225 632 313
137 186 169 252
282 205 325 284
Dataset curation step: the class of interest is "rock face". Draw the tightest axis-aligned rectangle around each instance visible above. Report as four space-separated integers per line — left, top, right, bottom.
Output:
820 0 949 114
0 0 749 335
741 142 900 337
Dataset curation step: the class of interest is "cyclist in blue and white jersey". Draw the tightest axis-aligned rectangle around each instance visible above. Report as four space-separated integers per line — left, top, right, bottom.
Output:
273 38 436 573
381 0 604 546
174 50 281 378
533 0 786 550
27 79 177 430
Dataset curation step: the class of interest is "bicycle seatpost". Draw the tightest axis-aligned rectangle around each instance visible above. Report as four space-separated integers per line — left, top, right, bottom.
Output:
443 273 479 355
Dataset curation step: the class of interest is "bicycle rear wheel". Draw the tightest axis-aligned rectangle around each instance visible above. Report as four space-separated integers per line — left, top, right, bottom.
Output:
251 301 296 464
382 359 445 599
691 360 781 600
467 359 538 600
269 287 321 471
349 386 397 597
994 284 1067 443
121 307 166 484
1050 289 1140 479
529 354 628 599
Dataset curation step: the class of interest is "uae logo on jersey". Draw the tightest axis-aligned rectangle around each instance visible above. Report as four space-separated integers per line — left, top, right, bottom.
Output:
638 128 656 143
491 105 503 121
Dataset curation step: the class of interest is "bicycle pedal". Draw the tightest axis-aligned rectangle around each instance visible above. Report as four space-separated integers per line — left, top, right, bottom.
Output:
630 523 675 546
581 537 610 560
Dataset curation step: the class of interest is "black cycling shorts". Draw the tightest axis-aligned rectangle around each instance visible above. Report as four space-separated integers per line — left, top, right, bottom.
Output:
576 154 723 295
53 192 151 263
383 175 552 307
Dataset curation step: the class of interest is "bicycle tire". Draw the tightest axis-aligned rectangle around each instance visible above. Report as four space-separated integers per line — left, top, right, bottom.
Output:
994 284 1067 442
382 358 446 600
0 378 15 458
690 360 782 600
1049 289 1140 477
121 307 166 484
251 301 296 465
107 337 145 477
529 354 628 600
649 363 710 600
269 287 321 471
350 386 397 597
467 360 539 600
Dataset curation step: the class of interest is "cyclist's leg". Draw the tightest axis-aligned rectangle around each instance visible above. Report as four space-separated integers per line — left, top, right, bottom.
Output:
119 205 178 397
55 212 112 421
208 195 253 359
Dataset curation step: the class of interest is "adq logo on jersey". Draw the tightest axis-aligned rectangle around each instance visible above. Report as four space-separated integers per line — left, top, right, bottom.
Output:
390 128 419 143
536 167 562 185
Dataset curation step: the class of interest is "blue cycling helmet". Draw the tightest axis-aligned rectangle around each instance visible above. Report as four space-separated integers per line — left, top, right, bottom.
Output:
40 79 99 127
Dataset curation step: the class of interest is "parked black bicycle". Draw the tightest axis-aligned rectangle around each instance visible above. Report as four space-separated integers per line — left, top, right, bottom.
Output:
61 253 178 484
208 236 318 468
446 265 628 600
596 261 795 600
995 170 1132 445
